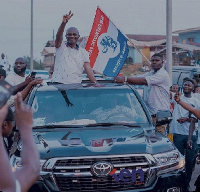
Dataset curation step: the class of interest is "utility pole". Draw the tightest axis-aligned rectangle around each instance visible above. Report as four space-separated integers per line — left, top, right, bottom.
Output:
53 29 55 41
30 0 33 71
166 0 172 85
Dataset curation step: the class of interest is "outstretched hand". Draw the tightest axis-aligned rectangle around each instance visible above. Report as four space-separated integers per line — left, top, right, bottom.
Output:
62 11 73 23
30 77 43 86
114 76 125 83
14 92 33 132
25 75 35 84
174 91 181 102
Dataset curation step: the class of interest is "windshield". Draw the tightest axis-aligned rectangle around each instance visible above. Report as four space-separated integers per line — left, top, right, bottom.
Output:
32 88 148 127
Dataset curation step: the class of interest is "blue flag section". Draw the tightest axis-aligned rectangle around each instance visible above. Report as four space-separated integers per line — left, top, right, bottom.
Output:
103 30 129 77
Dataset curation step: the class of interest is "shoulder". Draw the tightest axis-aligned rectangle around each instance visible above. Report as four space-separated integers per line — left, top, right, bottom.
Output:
79 47 88 53
157 67 169 76
6 72 16 79
56 42 65 50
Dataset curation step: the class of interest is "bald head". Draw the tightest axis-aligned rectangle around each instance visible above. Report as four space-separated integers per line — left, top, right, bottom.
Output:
66 27 79 36
14 57 27 75
65 27 80 48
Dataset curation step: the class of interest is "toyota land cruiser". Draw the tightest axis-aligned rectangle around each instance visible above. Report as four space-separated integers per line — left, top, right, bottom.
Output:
10 82 186 192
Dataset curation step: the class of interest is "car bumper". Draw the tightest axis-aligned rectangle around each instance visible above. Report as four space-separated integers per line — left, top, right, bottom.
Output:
29 169 186 192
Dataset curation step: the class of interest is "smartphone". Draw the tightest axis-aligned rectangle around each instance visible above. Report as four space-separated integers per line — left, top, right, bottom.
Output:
30 71 37 77
0 80 15 109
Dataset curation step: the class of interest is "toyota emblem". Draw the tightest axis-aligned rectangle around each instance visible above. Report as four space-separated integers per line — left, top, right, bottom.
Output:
91 162 113 177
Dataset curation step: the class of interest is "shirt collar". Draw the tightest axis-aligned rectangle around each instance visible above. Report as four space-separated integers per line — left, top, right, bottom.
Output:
65 42 79 50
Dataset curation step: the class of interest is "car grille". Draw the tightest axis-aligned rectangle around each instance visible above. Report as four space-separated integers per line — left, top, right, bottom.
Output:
49 155 152 192
55 174 148 192
55 156 147 166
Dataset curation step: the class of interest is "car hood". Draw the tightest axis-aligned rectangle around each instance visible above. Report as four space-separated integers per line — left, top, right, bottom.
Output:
34 127 175 159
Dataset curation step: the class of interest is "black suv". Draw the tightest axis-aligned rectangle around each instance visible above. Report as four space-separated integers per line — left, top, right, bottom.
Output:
10 82 186 192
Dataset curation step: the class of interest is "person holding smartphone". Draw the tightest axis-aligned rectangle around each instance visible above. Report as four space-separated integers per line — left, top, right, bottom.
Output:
6 57 35 94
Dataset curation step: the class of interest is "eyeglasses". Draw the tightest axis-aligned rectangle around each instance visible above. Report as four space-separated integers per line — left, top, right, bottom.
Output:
15 62 25 65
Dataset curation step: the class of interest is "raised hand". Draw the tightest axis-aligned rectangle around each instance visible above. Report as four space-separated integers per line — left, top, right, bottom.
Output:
25 75 35 84
14 92 33 133
62 11 73 23
174 91 181 102
30 77 43 86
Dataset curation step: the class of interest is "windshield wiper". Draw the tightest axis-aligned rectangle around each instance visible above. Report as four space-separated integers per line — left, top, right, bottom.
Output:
33 124 84 129
85 123 141 127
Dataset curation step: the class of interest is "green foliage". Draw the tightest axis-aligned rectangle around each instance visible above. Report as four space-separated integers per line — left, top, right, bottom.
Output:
23 56 44 70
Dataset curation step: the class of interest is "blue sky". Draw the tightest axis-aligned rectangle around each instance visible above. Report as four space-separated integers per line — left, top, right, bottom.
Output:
0 0 200 64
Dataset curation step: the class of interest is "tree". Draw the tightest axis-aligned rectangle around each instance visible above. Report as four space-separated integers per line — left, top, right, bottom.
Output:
23 56 44 70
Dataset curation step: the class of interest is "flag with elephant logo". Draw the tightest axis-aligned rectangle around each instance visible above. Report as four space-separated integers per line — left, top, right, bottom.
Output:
85 7 129 77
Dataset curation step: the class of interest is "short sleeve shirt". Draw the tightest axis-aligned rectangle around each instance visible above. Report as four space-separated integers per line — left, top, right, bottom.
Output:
141 67 170 115
5 73 26 86
170 95 199 135
52 42 90 84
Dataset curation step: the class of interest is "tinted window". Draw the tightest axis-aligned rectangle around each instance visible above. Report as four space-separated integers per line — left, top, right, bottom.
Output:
179 72 191 86
172 71 190 86
32 88 148 126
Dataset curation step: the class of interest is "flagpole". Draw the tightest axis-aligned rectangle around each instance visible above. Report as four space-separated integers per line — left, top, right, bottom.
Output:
30 0 33 71
98 7 151 64
127 39 151 64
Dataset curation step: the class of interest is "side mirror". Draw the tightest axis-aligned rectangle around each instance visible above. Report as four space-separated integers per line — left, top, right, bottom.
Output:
156 110 172 126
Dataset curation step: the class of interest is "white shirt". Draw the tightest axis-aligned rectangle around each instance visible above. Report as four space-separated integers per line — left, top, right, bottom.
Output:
52 42 90 84
170 94 199 135
5 73 26 107
141 67 170 115
5 72 26 86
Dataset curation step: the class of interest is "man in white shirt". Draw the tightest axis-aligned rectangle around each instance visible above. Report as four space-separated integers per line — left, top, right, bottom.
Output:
171 79 198 188
114 53 170 134
6 57 34 94
52 11 96 84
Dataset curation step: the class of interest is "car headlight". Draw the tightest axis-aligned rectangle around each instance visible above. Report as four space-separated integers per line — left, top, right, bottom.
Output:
10 155 46 172
153 150 185 175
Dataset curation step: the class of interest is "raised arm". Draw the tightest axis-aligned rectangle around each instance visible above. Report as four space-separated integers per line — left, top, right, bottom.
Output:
14 93 40 192
0 104 16 192
175 92 200 119
55 11 73 48
21 77 43 100
13 75 35 94
114 76 148 85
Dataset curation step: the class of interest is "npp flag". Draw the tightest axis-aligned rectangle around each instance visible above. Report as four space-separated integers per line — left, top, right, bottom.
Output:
85 7 129 77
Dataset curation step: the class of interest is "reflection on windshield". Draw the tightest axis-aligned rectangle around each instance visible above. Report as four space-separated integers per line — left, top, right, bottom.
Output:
32 89 148 126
